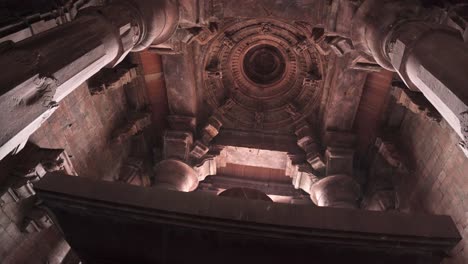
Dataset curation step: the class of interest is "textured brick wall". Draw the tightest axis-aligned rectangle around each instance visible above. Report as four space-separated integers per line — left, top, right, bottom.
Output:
398 111 468 264
1 56 151 263
30 79 133 181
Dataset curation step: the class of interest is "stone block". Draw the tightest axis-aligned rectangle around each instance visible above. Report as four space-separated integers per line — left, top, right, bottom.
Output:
189 141 210 160
306 153 326 172
167 115 196 132
0 211 11 229
4 222 22 243
163 131 193 161
325 147 354 176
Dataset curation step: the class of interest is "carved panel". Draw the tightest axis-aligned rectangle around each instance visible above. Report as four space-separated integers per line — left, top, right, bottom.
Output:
201 18 325 131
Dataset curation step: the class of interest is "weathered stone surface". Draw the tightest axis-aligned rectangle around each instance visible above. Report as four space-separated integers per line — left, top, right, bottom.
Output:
153 159 199 192
325 147 354 176
88 65 138 95
162 52 198 117
394 83 442 123
0 0 180 161
112 112 152 143
309 174 361 208
163 131 193 161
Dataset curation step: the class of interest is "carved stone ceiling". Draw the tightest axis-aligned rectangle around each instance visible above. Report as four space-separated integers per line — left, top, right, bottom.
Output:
200 18 326 133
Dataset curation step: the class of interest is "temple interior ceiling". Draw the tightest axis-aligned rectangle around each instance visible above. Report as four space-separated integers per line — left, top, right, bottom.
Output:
0 0 467 262
200 18 325 133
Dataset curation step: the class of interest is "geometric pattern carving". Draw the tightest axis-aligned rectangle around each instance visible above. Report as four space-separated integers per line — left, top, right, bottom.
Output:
202 18 325 131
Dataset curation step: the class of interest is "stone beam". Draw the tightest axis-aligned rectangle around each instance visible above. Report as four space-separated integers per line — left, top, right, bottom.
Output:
323 56 367 131
0 0 179 160
212 128 303 154
162 47 198 117
35 173 461 264
199 175 305 197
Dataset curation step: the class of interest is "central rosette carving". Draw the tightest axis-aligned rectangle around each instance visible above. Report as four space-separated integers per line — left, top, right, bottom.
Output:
242 44 286 86
201 19 325 131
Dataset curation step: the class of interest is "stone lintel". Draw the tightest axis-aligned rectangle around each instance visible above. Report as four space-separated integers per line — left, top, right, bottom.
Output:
35 173 461 264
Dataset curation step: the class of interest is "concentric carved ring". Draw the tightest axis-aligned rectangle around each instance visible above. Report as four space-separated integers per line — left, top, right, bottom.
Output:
242 44 286 86
202 19 325 131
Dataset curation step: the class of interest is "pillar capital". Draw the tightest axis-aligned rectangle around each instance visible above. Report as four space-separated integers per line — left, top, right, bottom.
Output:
153 159 199 192
352 0 422 70
309 174 361 209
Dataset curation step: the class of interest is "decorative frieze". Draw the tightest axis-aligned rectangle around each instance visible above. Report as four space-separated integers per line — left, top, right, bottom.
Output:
294 39 313 53
259 23 273 34
222 35 235 48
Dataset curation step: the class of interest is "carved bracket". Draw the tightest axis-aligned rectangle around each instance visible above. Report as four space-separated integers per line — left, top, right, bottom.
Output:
294 123 326 173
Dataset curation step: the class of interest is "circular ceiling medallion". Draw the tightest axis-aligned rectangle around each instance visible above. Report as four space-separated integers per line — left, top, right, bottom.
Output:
202 19 325 131
242 44 286 86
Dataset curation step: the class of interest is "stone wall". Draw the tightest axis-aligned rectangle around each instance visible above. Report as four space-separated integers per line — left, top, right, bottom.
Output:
0 54 153 263
0 193 69 263
29 68 136 181
398 111 468 264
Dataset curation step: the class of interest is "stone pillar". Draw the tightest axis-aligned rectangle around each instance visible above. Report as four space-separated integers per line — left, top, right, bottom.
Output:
306 131 360 209
154 115 224 191
354 0 468 154
0 0 179 160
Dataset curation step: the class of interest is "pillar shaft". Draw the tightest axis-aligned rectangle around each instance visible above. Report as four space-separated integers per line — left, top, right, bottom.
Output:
0 0 179 160
354 0 468 153
386 22 468 147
